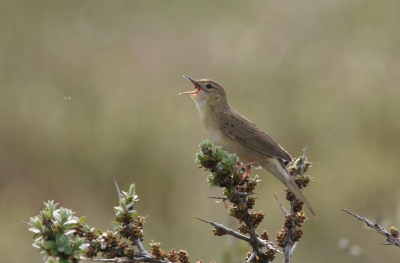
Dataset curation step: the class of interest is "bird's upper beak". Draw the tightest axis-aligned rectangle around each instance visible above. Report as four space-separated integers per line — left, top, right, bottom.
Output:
179 76 202 95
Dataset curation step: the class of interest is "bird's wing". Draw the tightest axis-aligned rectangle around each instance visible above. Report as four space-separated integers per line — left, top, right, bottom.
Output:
219 108 292 161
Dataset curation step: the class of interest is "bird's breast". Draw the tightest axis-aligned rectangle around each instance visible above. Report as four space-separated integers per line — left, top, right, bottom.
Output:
195 102 265 163
199 109 230 148
203 118 262 163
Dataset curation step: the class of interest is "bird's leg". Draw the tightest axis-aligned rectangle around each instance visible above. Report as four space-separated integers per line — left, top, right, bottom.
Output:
222 199 228 209
240 166 252 182
236 161 256 171
236 161 256 182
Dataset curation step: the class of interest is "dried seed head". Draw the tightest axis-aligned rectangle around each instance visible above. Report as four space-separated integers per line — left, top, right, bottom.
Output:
276 227 288 248
292 199 304 213
284 214 294 229
249 211 265 228
260 230 269 241
168 249 179 262
150 241 166 260
390 226 399 238
265 249 276 261
292 226 304 242
247 196 256 209
212 227 227 236
238 225 251 235
177 250 190 263
295 211 307 224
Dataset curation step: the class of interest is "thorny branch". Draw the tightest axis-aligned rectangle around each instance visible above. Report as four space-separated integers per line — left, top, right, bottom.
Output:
88 254 168 263
195 217 280 253
279 142 312 263
195 140 314 263
26 140 315 263
342 209 400 247
273 194 287 215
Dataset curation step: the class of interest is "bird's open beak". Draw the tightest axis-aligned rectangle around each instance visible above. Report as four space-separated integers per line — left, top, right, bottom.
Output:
179 76 202 95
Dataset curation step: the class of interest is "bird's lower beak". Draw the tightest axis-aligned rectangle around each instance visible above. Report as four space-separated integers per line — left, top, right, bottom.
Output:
179 76 202 95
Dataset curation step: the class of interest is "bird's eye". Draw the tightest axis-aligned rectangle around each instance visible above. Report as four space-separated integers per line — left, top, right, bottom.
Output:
206 83 213 89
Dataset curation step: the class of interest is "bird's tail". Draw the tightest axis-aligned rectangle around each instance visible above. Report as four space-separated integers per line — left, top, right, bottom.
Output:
261 160 317 218
283 175 317 218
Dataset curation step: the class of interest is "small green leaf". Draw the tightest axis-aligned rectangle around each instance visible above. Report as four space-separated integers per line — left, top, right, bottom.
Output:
53 210 61 222
129 210 137 217
79 243 89 253
28 227 41 234
64 219 78 226
111 222 119 230
64 246 72 255
120 200 127 211
113 206 124 214
128 184 136 196
51 247 58 256
34 218 43 229
64 230 76 236
126 202 134 210
46 240 57 249
79 216 86 224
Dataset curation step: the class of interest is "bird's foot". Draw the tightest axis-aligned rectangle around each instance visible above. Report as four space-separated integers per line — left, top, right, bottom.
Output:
236 161 256 183
235 161 256 171
240 169 252 183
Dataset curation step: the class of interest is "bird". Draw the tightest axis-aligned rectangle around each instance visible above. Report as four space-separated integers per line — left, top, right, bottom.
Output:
179 76 316 217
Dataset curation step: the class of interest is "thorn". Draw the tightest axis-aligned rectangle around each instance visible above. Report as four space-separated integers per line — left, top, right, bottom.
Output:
114 179 122 200
274 193 288 215
194 217 210 224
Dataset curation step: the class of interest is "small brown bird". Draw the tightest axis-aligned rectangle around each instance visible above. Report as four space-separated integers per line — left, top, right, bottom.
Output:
180 76 316 217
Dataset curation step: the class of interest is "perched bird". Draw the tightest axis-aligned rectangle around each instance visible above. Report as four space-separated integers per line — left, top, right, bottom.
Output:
180 76 316 217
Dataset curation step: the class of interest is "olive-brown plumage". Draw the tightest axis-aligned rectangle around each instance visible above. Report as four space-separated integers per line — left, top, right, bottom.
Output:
180 76 316 217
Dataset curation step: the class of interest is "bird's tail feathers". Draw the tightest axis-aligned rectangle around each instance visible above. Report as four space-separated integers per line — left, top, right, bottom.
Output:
260 160 317 218
283 176 317 218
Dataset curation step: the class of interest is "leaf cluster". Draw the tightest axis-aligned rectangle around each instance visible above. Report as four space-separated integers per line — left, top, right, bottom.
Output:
26 184 194 263
27 200 89 263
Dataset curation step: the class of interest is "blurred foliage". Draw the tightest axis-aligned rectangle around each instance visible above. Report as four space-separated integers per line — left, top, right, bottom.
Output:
1 1 400 262
26 184 186 263
27 200 89 263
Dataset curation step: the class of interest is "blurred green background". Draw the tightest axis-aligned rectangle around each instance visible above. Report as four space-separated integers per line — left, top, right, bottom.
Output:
1 1 400 262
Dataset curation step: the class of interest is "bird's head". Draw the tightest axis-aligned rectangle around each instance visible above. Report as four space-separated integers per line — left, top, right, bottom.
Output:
180 76 228 108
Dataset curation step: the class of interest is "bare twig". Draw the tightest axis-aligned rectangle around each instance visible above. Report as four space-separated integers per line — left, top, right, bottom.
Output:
236 192 259 197
87 258 133 262
207 193 257 200
87 254 169 263
195 217 280 254
283 229 294 263
290 242 298 254
273 193 288 215
342 209 400 247
207 196 228 200
134 238 149 255
246 252 257 263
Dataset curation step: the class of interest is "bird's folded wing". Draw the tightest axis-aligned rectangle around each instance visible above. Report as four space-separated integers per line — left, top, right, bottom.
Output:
219 108 292 161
